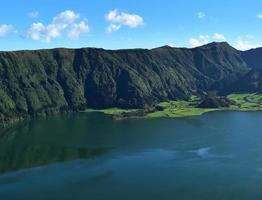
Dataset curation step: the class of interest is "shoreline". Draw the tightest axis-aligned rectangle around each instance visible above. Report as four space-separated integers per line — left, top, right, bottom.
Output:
84 93 262 120
85 106 262 120
2 93 262 128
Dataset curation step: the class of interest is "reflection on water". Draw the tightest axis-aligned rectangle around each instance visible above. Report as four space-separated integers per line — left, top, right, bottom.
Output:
0 143 109 173
0 113 113 173
1 111 262 199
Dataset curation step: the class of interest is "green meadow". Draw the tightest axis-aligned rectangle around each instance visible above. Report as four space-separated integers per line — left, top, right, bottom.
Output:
85 93 262 119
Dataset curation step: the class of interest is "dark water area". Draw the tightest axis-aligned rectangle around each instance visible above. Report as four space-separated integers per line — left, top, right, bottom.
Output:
1 111 262 200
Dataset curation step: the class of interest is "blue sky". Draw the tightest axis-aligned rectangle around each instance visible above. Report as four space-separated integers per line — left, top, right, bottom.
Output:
1 0 262 51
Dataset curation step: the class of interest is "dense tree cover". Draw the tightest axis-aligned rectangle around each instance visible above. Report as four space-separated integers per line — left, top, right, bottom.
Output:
0 42 260 124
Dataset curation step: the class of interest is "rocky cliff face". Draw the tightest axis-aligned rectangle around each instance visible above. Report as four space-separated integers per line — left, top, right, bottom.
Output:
0 42 252 124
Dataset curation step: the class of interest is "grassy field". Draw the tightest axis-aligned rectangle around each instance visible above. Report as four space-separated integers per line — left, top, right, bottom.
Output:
227 93 262 111
84 108 139 115
147 96 218 118
85 93 262 119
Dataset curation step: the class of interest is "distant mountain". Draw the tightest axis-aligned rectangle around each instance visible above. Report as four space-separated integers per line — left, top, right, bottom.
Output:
226 69 262 93
0 42 259 124
241 47 262 69
224 47 262 93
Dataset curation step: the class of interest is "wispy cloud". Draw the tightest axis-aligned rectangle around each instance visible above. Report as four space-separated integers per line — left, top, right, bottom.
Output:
188 33 226 47
189 35 209 47
105 9 143 33
28 11 39 19
26 10 90 42
196 12 206 19
0 24 15 37
212 33 226 40
106 24 121 33
234 37 260 50
257 14 262 19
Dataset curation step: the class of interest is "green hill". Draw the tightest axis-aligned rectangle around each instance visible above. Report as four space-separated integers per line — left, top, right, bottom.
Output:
0 42 260 125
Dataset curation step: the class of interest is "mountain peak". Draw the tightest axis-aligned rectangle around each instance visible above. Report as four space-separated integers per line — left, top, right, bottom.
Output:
198 42 231 49
152 45 174 50
0 41 251 125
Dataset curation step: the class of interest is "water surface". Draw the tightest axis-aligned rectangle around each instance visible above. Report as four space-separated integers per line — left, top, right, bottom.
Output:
1 111 262 199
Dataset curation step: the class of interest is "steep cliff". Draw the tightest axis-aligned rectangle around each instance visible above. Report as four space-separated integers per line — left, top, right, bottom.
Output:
0 42 250 124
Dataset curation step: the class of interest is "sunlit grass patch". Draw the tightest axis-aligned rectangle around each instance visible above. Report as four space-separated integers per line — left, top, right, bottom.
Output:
85 93 262 120
84 108 139 115
147 97 217 119
227 93 262 111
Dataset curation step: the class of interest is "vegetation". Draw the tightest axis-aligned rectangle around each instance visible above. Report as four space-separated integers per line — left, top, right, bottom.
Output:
86 96 216 118
226 69 262 94
87 94 262 119
197 95 233 108
149 93 262 118
144 96 218 118
85 108 139 114
228 93 262 110
1 42 262 125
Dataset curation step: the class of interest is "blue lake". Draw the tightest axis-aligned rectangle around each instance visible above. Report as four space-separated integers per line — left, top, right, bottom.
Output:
0 111 262 199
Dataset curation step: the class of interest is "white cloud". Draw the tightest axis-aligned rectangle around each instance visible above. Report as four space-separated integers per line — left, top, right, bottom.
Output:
196 12 206 19
212 33 226 40
232 35 261 50
26 10 90 42
199 35 209 42
234 39 259 51
105 9 143 33
188 33 227 47
27 23 45 41
28 11 39 19
189 38 201 47
257 14 262 19
106 24 121 33
167 43 175 47
189 35 209 47
53 10 80 25
68 21 90 39
0 24 14 37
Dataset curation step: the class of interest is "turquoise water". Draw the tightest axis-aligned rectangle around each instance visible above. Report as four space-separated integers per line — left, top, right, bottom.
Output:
0 111 262 199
